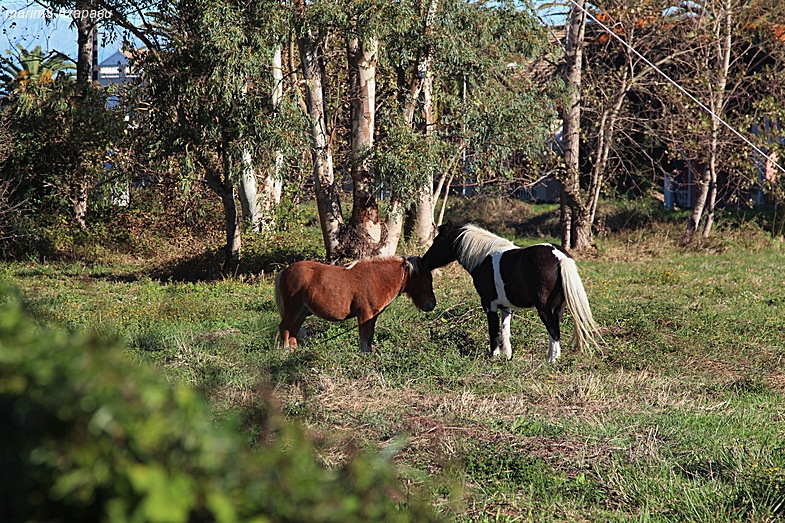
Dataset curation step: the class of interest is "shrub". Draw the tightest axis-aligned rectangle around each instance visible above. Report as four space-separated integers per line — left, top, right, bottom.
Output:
0 286 438 522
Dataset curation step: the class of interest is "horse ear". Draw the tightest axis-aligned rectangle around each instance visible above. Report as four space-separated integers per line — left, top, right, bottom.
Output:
440 220 454 234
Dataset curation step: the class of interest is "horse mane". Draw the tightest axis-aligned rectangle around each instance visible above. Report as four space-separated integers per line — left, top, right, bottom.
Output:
343 256 416 275
456 224 516 272
402 256 423 276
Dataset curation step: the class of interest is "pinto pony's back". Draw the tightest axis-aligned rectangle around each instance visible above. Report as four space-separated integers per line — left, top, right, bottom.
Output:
422 221 600 363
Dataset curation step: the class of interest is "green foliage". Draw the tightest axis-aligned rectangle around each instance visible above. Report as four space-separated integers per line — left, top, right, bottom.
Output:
0 73 125 230
127 0 308 267
381 0 560 181
375 115 450 211
316 0 418 43
0 286 439 522
134 0 302 178
0 44 74 95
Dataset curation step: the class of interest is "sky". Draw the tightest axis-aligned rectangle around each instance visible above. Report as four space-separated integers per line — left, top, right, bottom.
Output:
0 0 568 65
1 1 124 63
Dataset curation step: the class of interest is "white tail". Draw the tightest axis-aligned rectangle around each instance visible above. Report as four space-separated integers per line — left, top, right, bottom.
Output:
559 258 600 350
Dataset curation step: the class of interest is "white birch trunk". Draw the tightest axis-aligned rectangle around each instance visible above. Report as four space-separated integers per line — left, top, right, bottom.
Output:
560 0 593 250
702 0 732 238
399 0 440 248
238 149 259 231
346 36 384 258
261 46 285 231
295 0 343 258
238 47 285 233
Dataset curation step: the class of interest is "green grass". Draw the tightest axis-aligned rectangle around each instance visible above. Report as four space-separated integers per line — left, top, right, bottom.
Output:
4 200 785 521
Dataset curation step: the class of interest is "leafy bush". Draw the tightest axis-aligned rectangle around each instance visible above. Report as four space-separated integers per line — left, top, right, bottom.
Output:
0 286 438 522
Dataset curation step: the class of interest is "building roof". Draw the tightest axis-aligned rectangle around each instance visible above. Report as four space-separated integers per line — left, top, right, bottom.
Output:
99 49 130 68
98 49 138 86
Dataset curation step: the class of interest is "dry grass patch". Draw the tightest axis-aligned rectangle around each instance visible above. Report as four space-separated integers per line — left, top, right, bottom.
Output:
268 366 707 469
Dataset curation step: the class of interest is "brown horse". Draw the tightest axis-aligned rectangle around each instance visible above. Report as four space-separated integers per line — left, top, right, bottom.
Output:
274 256 436 352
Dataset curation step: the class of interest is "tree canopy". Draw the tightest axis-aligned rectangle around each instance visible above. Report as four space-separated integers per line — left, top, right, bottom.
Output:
1 0 785 261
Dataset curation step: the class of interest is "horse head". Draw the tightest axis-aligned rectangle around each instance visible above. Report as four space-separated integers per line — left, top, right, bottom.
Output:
403 256 436 312
421 220 460 271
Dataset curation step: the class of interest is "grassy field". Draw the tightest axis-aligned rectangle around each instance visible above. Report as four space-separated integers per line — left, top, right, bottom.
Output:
5 199 785 521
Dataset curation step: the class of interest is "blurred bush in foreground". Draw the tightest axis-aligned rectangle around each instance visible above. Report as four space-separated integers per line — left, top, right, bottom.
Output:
0 286 437 522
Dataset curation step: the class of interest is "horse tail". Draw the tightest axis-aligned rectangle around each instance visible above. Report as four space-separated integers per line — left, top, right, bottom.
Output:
274 271 284 317
559 258 600 350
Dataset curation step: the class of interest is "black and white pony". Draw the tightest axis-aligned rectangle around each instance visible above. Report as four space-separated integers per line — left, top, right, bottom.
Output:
422 221 599 363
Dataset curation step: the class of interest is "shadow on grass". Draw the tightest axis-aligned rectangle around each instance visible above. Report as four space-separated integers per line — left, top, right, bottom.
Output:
444 195 688 240
444 196 560 239
149 233 325 283
87 272 140 283
265 347 321 386
149 248 226 282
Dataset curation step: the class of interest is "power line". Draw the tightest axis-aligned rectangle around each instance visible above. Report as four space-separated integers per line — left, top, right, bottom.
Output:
567 0 785 175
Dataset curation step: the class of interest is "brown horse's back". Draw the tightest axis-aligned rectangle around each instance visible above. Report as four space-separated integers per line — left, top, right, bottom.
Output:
278 259 403 322
275 256 435 352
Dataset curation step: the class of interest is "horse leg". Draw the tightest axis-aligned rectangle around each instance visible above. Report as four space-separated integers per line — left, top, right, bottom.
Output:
290 311 310 349
487 310 502 358
358 316 379 353
280 305 309 350
500 308 513 360
279 316 293 349
538 306 562 363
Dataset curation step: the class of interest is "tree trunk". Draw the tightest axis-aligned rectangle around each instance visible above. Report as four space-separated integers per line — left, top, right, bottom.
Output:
379 196 404 257
72 3 96 228
270 47 285 219
258 151 284 232
560 190 572 248
702 0 732 239
238 149 259 231
588 69 629 226
683 1 732 241
289 34 309 114
261 46 285 231
686 164 711 241
343 35 384 259
559 0 593 250
71 178 89 230
411 71 436 245
702 167 718 237
236 76 259 232
197 149 241 275
401 0 439 247
294 0 343 259
75 3 94 89
436 172 454 227
219 186 241 275
237 47 285 233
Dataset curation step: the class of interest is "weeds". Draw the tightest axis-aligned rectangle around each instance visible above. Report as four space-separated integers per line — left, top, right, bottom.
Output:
5 198 785 521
